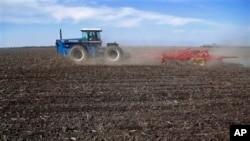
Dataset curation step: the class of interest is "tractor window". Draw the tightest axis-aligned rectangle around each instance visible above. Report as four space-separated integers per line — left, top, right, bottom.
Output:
82 32 88 41
97 32 101 41
89 32 97 41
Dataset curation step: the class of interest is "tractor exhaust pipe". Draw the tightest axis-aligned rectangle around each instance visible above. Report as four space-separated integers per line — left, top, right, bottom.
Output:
60 29 62 40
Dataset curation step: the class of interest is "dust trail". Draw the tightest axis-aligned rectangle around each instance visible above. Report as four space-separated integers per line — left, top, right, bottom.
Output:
120 47 163 65
122 46 249 67
207 47 250 67
70 46 250 67
78 47 165 66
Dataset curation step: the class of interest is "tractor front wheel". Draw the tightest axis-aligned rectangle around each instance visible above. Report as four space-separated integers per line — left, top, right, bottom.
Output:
105 46 123 63
69 45 88 64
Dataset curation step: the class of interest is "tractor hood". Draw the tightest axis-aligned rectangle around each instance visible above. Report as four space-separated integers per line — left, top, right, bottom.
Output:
56 38 82 43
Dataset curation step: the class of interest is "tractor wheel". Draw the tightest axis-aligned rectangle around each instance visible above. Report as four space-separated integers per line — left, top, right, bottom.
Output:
105 46 123 62
69 45 88 64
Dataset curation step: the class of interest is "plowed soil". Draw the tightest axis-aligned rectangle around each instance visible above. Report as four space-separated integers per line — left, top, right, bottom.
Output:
0 47 249 141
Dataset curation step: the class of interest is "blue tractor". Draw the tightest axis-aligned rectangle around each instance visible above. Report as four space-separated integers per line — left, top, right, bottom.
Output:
56 28 124 63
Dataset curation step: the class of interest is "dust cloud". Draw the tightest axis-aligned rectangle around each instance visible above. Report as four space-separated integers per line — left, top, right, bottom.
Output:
207 47 250 67
75 46 249 67
79 47 166 66
120 47 163 65
121 46 250 67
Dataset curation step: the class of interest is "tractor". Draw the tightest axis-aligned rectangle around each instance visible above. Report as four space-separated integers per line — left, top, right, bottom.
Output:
56 28 125 64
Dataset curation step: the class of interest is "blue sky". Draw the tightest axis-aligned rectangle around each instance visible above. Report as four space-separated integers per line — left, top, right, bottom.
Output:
0 0 249 47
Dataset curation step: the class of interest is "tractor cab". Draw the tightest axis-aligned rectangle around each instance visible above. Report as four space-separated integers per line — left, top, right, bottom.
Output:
81 28 102 45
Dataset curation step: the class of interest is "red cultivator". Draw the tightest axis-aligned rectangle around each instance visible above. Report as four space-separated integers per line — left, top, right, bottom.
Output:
161 48 238 66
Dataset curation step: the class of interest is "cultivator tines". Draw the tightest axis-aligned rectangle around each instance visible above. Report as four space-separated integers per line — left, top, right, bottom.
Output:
161 48 239 66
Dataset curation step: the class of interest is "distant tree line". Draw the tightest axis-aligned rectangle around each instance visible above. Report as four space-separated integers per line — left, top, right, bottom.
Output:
1 45 56 48
201 43 218 48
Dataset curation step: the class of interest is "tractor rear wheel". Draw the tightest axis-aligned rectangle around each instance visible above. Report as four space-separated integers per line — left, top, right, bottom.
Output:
69 45 88 64
105 46 123 63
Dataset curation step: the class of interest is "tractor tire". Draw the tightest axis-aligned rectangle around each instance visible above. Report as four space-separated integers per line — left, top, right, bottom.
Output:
69 45 88 64
105 46 123 63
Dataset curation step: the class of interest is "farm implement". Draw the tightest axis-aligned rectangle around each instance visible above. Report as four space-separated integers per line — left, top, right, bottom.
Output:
161 48 239 66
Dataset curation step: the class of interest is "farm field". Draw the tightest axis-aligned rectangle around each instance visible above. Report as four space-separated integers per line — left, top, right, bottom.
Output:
0 47 250 140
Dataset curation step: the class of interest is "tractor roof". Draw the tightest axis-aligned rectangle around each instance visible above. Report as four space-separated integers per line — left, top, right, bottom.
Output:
80 28 102 32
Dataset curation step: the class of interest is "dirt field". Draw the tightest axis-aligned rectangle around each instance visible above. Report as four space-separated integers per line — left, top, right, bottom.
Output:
0 47 249 140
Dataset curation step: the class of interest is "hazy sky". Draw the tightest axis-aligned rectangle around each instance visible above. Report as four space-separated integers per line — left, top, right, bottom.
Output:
0 0 249 47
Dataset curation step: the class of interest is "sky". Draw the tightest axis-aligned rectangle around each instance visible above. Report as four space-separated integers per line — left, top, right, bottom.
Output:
0 0 249 47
